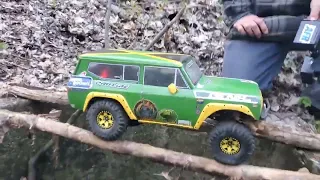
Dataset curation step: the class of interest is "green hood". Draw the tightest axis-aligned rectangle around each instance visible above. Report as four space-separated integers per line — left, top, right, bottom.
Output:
195 75 261 97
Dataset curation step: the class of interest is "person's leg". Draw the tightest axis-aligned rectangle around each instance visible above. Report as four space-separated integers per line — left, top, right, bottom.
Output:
221 40 289 93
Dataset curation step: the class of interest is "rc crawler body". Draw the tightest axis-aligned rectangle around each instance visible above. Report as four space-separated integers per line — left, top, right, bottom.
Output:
67 49 264 165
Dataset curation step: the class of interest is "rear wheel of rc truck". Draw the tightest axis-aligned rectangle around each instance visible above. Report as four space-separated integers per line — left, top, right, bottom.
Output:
208 121 255 165
86 99 129 141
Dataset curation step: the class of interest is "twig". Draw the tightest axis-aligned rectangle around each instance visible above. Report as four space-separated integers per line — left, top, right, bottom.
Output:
144 4 187 50
52 133 59 168
0 59 28 70
27 110 82 180
154 166 176 180
105 0 112 48
142 2 214 51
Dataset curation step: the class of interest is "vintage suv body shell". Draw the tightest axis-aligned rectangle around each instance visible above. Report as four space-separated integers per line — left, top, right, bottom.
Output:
67 49 263 130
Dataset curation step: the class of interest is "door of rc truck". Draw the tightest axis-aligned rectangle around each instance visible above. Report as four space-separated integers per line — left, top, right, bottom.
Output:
136 66 197 127
85 62 144 111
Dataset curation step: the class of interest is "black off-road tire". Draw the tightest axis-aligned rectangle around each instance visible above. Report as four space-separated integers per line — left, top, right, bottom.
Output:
86 99 129 141
208 121 255 165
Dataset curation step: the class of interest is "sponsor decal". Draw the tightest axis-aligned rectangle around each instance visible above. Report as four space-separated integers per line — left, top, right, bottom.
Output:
79 71 87 76
157 109 178 123
195 92 210 98
134 99 158 120
67 75 93 89
299 24 316 44
196 99 204 104
193 90 260 104
95 80 130 89
196 99 204 114
178 120 191 126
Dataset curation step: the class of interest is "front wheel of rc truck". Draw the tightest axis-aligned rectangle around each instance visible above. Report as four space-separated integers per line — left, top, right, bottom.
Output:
86 99 129 141
208 121 255 165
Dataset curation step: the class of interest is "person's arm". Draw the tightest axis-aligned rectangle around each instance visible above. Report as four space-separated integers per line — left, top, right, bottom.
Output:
227 15 306 44
222 0 253 27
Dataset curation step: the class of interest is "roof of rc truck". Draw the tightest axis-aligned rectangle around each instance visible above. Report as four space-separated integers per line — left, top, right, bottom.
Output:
78 49 190 67
68 49 264 130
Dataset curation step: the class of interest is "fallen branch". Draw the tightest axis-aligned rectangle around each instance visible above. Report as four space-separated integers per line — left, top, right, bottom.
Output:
246 120 320 150
144 4 187 50
28 110 82 180
7 85 320 152
0 59 28 70
0 109 319 180
143 3 208 51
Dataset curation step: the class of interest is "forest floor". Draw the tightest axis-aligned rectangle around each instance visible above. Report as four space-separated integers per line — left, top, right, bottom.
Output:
0 0 319 179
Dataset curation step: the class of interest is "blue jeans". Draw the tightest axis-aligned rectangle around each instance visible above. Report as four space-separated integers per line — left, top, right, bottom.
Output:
221 40 291 92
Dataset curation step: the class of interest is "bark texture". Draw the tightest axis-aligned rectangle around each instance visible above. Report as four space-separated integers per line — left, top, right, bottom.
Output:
8 85 68 105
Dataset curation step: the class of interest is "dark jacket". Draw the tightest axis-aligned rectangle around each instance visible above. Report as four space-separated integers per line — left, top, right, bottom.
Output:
223 0 312 42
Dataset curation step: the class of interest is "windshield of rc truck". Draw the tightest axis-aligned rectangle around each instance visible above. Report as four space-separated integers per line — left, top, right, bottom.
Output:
183 57 203 85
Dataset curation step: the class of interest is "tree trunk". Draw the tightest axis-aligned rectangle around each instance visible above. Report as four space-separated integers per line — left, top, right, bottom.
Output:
6 85 320 151
0 109 319 180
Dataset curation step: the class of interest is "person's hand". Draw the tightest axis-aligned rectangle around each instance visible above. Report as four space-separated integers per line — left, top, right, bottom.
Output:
309 0 320 20
233 14 269 38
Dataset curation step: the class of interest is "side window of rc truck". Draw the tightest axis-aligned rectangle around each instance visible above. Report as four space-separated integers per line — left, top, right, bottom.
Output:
124 65 140 82
176 70 188 88
144 66 175 87
88 62 123 80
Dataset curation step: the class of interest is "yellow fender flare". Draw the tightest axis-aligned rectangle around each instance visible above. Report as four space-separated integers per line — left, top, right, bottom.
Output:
83 92 137 120
193 103 255 129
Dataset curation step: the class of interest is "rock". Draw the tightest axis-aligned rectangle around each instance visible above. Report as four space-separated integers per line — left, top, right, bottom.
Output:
271 104 280 112
295 149 320 174
298 167 310 173
283 94 300 107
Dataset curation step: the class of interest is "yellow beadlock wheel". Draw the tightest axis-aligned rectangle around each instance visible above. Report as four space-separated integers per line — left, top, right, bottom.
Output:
208 121 255 165
219 137 241 155
96 110 114 129
86 100 129 141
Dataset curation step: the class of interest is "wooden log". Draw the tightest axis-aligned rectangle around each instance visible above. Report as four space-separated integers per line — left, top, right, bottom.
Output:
7 85 320 152
0 109 319 180
28 110 81 180
244 120 320 150
8 85 68 105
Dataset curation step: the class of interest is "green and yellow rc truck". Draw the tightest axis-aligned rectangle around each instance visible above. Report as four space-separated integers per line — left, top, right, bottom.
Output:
66 49 266 165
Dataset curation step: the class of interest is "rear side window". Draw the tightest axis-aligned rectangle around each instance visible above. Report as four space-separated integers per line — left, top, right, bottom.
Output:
88 63 123 79
124 65 139 81
87 62 139 82
144 66 175 87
